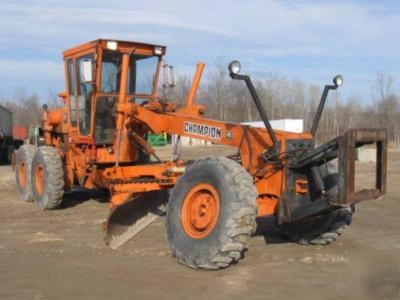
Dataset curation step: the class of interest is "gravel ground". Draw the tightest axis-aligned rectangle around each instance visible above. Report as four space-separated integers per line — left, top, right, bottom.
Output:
0 146 399 299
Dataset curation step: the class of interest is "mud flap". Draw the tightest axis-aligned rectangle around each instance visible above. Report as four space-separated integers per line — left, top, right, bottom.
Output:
105 190 169 249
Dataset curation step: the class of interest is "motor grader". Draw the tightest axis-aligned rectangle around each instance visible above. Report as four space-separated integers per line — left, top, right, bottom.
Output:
14 39 387 269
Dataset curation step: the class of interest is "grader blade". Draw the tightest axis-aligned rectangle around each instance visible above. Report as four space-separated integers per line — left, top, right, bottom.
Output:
105 191 168 249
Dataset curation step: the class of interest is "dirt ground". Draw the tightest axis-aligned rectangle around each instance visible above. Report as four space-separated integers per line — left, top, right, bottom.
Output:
0 146 399 299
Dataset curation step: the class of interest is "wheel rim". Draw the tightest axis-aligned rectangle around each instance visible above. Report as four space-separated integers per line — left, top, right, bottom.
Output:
18 162 26 188
181 183 220 239
34 164 44 196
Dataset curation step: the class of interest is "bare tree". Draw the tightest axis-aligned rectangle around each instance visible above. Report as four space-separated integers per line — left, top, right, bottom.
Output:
372 72 400 143
1 88 42 126
3 69 399 145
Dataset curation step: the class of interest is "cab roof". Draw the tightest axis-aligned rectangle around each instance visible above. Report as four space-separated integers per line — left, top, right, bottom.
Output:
63 39 167 57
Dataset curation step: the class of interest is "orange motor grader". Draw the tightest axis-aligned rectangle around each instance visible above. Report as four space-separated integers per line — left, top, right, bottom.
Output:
14 39 387 269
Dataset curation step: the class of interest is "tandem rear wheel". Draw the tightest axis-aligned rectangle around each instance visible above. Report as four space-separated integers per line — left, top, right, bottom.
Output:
166 156 258 270
30 146 65 209
15 144 37 202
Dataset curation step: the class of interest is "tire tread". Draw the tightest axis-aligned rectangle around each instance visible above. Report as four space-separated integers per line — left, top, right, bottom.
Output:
170 156 258 270
15 144 37 202
32 146 64 209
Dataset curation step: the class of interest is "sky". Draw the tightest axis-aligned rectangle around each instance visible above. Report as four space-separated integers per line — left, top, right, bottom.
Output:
0 0 399 104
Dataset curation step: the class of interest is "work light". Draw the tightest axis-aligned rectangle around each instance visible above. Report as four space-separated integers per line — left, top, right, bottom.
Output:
333 75 343 87
228 60 241 75
154 47 163 55
106 41 118 50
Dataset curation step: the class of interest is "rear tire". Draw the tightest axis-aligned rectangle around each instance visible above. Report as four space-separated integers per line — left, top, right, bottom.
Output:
7 145 15 163
31 146 65 209
15 144 36 202
166 156 257 270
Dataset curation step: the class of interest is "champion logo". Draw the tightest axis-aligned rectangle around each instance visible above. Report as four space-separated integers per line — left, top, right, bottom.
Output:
184 122 222 140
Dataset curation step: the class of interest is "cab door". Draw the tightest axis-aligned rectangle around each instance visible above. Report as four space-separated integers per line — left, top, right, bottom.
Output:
65 52 96 144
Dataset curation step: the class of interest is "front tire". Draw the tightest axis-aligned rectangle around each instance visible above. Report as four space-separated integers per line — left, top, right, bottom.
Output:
281 207 353 245
166 156 257 270
31 146 65 209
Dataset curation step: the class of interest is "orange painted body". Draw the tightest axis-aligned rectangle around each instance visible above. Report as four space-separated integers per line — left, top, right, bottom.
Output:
42 39 313 218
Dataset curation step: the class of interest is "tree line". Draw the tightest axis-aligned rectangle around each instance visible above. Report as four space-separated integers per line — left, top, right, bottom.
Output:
168 64 400 144
1 67 399 144
0 88 59 127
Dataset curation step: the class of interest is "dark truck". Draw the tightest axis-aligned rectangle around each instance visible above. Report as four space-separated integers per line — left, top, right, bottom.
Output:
0 104 27 164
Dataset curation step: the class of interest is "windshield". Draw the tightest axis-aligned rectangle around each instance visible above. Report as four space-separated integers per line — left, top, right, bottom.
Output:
127 55 159 95
100 51 159 96
101 51 121 93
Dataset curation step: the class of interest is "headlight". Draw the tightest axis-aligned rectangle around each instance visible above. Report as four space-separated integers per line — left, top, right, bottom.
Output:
333 75 343 87
154 46 163 55
228 60 241 75
106 41 118 50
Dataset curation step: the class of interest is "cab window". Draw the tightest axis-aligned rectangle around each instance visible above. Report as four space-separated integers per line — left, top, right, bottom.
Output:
94 96 116 144
76 53 94 136
67 59 77 127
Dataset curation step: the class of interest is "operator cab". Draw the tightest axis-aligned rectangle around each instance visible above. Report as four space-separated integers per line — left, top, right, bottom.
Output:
63 39 169 145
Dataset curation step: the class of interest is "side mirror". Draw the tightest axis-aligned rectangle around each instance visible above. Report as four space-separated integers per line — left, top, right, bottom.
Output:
81 59 94 83
163 64 176 87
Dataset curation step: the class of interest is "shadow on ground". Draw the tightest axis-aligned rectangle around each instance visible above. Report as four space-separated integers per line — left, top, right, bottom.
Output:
60 187 110 209
255 216 290 245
